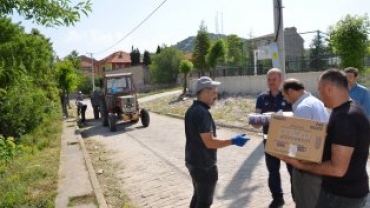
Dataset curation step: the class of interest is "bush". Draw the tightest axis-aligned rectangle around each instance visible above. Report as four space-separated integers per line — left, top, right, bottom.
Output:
0 81 59 138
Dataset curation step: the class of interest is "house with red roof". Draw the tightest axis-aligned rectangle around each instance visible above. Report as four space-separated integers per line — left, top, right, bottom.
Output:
100 51 132 73
79 55 101 75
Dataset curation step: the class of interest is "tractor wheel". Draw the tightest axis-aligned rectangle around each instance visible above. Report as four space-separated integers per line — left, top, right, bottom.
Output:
108 113 117 132
140 109 150 127
100 100 108 126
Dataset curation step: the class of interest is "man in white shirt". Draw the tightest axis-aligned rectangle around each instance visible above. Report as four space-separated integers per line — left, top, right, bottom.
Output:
282 78 329 208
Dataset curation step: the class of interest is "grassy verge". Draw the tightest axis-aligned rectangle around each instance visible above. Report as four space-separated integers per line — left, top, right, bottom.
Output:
137 86 182 99
0 113 63 207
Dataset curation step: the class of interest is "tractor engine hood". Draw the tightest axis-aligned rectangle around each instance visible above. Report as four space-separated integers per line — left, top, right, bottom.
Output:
118 95 136 113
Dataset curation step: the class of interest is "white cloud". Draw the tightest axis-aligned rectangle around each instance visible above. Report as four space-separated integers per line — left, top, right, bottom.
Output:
65 29 83 43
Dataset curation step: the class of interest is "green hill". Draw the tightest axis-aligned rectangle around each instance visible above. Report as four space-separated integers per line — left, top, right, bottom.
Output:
173 33 229 52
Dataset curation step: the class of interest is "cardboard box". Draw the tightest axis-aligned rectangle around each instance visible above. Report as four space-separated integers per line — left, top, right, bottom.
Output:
265 114 327 163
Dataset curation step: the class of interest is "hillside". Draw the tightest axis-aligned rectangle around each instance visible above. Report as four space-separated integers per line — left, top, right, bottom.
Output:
174 33 246 52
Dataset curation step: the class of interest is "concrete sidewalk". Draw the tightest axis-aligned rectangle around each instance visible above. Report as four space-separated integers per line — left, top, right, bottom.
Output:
55 117 107 208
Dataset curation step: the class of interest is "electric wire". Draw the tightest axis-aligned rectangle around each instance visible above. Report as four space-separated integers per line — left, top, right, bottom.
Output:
94 0 169 55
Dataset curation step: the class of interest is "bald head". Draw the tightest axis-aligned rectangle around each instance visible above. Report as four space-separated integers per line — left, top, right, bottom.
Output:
267 68 283 94
267 68 283 77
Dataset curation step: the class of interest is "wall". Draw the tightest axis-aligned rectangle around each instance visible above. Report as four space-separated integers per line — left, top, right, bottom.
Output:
189 72 322 96
105 66 145 91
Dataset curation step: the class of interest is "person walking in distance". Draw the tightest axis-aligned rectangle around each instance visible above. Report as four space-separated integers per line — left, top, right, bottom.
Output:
252 68 293 208
185 76 249 208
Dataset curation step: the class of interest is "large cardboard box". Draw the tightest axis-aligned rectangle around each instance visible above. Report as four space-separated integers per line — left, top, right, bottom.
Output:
265 114 327 163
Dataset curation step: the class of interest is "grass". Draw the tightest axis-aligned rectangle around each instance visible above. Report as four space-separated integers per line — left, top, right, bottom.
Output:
0 113 63 208
141 94 256 128
137 86 182 99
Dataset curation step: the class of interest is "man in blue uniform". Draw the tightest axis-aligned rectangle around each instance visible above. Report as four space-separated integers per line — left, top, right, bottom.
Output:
253 68 292 208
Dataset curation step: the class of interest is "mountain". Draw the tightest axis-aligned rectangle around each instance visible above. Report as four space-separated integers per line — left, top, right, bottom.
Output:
174 33 230 53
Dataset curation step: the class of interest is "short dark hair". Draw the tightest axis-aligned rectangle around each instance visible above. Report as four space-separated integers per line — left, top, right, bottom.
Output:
319 69 348 90
283 78 305 92
344 67 359 77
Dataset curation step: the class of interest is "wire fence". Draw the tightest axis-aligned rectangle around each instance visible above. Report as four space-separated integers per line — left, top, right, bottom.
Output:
190 29 370 78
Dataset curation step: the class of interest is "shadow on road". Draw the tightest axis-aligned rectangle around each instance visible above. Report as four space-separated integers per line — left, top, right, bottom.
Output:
78 118 147 138
217 142 265 208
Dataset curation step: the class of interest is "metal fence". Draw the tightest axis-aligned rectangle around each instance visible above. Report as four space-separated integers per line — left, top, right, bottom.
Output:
188 29 370 78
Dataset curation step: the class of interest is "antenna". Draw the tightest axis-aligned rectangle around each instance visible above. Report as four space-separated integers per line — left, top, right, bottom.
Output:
220 12 224 35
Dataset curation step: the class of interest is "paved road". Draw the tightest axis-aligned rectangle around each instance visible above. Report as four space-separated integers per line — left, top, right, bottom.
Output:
138 90 182 103
80 95 370 208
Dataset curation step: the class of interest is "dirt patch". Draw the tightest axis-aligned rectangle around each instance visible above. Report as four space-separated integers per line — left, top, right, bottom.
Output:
67 193 96 207
141 94 257 128
84 139 135 208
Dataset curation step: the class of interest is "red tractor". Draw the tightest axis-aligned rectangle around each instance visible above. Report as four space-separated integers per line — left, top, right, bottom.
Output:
99 73 150 132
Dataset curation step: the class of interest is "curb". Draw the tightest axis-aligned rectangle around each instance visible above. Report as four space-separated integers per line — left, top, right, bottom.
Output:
75 125 108 208
165 113 261 133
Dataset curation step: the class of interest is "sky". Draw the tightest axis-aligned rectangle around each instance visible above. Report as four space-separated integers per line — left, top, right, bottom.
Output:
9 0 370 60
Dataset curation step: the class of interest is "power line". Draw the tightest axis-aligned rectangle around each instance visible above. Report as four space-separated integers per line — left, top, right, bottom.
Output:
94 0 169 55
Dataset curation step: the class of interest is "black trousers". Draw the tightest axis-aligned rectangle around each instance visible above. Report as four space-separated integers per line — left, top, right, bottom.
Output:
78 105 87 122
186 163 218 208
263 140 293 199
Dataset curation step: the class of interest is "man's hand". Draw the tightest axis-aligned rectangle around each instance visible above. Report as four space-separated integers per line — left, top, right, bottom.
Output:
231 134 250 147
279 155 304 169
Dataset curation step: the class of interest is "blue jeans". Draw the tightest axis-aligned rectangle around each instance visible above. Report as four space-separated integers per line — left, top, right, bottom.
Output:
315 188 367 208
264 140 293 199
186 163 218 208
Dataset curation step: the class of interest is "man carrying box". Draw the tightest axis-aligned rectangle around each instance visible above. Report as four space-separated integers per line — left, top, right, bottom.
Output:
282 78 329 208
253 68 292 208
282 69 370 208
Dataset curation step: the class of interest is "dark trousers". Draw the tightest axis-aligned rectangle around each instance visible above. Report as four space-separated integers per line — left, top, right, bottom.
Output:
264 140 293 199
186 163 218 208
78 105 87 122
315 188 367 208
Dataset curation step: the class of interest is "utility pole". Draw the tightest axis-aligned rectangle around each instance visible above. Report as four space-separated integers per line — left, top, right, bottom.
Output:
87 53 95 91
273 0 285 75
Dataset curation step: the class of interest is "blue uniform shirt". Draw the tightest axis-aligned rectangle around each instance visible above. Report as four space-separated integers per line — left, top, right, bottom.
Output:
256 91 292 134
349 83 370 119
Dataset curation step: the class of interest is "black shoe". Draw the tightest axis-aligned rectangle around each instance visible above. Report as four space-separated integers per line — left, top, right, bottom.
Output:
269 198 284 208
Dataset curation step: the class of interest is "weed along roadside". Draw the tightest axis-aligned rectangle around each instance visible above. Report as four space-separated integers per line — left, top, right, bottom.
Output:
0 114 62 207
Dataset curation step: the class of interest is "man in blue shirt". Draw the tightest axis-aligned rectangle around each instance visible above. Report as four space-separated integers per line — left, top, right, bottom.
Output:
282 78 328 208
344 67 370 119
253 68 292 208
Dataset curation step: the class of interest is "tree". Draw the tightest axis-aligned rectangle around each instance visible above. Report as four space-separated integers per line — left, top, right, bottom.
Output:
156 45 161 54
0 0 92 27
192 21 211 76
65 50 81 70
55 60 78 93
309 31 329 70
329 14 370 71
143 50 151 66
226 34 243 67
0 18 54 89
179 60 193 93
207 38 226 78
130 47 141 66
149 47 184 84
